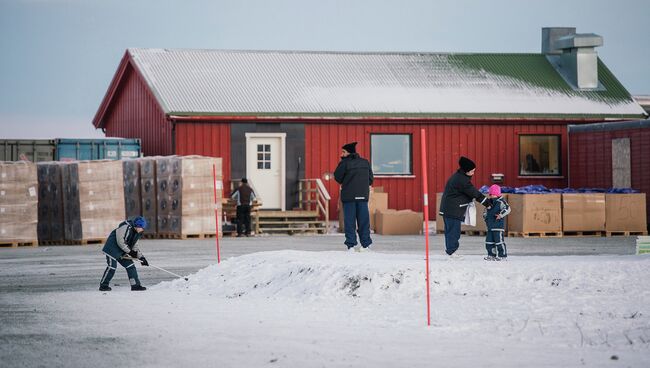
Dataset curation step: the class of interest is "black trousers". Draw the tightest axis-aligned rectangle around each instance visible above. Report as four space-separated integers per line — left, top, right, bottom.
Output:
236 205 252 235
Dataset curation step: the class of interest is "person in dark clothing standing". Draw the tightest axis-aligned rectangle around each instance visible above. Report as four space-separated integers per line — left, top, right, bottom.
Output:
231 178 256 237
334 142 374 252
99 216 149 291
439 157 491 259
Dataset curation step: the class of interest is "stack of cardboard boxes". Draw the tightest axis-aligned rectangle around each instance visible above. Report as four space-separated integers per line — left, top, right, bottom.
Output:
338 187 423 235
62 160 125 242
0 161 38 245
37 162 64 243
562 193 606 233
156 156 223 238
605 193 647 234
139 157 158 236
122 159 141 222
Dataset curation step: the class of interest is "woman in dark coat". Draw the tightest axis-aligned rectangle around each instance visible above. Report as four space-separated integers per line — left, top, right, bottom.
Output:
439 157 490 258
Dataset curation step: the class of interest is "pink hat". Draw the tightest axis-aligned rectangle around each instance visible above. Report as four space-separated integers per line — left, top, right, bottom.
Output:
488 184 501 197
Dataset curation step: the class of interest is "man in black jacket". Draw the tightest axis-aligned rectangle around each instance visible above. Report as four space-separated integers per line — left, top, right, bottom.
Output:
439 156 490 258
334 142 374 251
231 178 256 237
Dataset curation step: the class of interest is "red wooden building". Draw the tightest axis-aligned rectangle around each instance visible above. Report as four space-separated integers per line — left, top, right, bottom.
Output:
569 120 650 226
92 28 647 220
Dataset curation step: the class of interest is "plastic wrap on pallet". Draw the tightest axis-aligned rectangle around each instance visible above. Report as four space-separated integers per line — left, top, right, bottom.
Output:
37 162 65 242
156 155 223 237
0 161 38 243
61 160 125 241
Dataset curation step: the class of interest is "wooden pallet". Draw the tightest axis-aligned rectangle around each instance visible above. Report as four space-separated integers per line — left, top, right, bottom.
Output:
508 231 563 238
562 231 607 237
606 231 648 237
38 240 66 246
0 240 38 248
68 238 105 245
157 233 218 240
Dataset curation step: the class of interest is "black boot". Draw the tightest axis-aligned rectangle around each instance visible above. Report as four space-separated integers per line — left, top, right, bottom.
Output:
99 284 112 291
131 285 147 291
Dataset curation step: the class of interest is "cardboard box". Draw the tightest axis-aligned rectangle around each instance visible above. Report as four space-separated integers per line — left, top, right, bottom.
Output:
562 193 606 232
0 161 38 242
376 209 423 235
605 193 647 232
338 188 388 232
507 194 562 233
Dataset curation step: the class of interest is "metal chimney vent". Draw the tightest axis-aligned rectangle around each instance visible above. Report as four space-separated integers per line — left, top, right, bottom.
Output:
543 28 604 90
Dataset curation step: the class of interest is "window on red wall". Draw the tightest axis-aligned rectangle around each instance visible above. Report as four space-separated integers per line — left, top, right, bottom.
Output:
370 134 412 175
519 135 561 176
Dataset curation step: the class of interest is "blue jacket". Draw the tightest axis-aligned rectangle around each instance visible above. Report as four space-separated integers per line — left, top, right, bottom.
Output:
483 196 511 231
102 220 143 259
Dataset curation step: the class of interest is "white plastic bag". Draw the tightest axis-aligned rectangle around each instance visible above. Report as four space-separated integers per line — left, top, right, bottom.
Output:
463 201 476 227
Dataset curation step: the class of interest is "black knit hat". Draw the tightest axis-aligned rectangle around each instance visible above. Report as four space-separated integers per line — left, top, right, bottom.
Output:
342 142 357 154
459 156 476 172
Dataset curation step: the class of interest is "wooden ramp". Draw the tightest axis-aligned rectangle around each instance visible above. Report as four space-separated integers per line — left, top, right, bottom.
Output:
257 210 328 235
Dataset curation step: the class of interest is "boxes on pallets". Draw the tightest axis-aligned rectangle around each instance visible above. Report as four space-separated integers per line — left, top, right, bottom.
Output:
507 194 562 234
156 156 223 238
123 159 141 221
62 160 125 242
562 193 606 232
605 193 647 233
37 162 65 243
337 188 388 233
0 161 38 245
139 157 158 236
376 209 423 235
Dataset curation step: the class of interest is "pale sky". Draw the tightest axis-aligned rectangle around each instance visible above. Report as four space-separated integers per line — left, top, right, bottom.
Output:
0 0 648 139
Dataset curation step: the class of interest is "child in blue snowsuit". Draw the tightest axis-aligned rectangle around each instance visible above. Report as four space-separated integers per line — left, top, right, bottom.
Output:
99 216 149 291
483 185 511 261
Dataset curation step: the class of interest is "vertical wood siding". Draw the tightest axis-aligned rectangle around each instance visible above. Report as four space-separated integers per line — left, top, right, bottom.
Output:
103 63 172 156
306 122 568 219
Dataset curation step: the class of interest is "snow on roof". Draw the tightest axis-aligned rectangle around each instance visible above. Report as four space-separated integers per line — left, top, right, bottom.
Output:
127 48 646 119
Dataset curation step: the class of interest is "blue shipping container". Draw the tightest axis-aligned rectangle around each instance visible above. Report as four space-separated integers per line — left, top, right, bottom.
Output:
55 138 141 161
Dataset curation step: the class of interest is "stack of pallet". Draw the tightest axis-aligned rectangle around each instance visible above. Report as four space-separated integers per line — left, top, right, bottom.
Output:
156 155 222 238
139 157 158 236
123 159 141 221
0 161 38 247
62 160 125 244
37 162 65 244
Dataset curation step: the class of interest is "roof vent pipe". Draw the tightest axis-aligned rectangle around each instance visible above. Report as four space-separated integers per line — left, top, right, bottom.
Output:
542 27 603 90
542 27 576 54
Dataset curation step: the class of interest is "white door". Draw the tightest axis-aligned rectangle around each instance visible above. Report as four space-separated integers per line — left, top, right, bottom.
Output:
246 133 286 210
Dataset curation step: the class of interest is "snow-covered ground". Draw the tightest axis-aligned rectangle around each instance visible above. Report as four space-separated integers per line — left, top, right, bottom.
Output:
6 250 649 367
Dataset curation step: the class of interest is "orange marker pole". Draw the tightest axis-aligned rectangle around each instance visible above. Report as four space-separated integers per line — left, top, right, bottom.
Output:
212 164 221 264
421 129 431 326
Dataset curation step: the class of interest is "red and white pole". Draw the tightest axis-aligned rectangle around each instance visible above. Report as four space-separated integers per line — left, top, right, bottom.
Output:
212 163 221 264
421 129 431 326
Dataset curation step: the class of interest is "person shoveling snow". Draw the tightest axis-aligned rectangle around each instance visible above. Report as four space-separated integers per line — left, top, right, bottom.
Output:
99 216 149 291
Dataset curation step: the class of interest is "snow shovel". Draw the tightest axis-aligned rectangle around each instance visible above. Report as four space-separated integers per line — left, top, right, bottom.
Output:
122 256 189 281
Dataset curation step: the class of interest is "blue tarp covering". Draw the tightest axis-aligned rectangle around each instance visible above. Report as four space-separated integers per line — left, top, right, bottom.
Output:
477 185 638 194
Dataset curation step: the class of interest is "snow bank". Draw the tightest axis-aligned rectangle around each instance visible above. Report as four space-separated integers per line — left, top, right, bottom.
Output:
155 250 650 303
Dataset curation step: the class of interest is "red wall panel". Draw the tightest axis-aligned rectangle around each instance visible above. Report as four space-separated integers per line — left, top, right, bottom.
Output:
102 63 172 156
306 122 568 219
175 122 232 195
570 127 650 223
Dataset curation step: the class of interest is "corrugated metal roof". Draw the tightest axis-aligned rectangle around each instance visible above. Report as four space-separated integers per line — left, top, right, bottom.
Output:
128 48 646 119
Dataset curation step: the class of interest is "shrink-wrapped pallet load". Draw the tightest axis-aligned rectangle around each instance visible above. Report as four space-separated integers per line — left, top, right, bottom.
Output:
123 159 141 221
139 157 158 236
37 162 65 243
0 161 38 246
62 160 125 243
156 155 222 238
